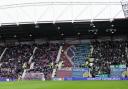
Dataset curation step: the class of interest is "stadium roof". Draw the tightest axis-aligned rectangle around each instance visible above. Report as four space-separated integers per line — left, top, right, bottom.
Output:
0 18 128 40
0 0 126 25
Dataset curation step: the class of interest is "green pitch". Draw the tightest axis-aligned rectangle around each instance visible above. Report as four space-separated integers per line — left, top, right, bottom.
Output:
0 80 128 89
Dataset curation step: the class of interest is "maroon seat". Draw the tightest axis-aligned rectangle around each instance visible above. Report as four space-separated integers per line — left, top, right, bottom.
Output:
56 69 72 78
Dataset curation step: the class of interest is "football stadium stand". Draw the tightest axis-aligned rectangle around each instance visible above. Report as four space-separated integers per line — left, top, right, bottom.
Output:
0 39 128 81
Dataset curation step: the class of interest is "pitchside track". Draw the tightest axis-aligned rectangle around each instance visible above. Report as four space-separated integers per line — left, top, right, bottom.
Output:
0 80 128 89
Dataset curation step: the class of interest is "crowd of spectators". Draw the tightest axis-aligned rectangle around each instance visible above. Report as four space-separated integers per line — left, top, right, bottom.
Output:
0 40 128 79
0 44 34 79
89 40 128 77
0 43 59 80
0 43 59 79
32 43 59 80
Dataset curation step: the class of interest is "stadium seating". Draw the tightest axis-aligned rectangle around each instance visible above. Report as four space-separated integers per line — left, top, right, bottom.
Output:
58 40 128 78
0 40 128 80
73 44 90 67
56 69 72 78
60 44 73 67
60 43 91 68
90 40 128 77
0 46 4 56
32 43 59 80
0 43 59 80
0 44 34 79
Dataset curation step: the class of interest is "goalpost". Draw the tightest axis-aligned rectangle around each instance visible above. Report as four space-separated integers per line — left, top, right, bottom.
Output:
22 69 45 81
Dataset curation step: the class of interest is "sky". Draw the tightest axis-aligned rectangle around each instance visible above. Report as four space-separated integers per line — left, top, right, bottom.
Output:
0 0 126 24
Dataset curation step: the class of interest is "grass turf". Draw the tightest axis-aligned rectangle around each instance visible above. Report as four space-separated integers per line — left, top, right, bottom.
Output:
0 80 128 89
